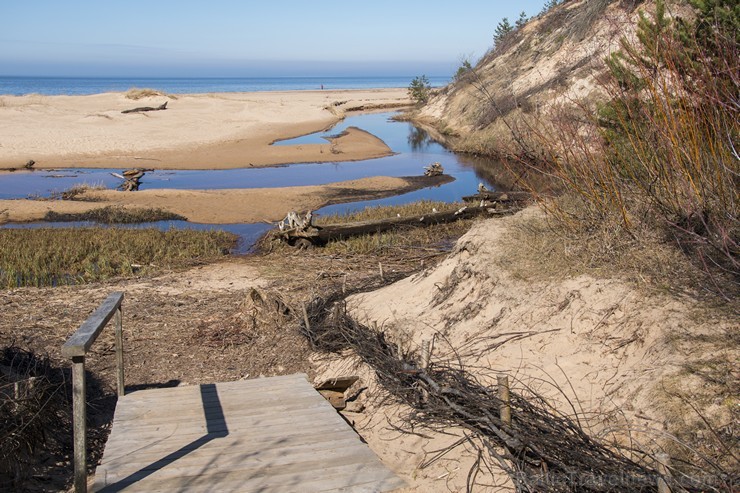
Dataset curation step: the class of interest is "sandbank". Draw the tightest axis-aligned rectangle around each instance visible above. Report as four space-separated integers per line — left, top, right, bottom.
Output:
0 89 411 170
0 175 453 224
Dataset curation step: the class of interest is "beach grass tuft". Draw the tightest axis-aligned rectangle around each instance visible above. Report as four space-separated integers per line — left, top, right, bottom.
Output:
125 87 177 100
0 227 236 288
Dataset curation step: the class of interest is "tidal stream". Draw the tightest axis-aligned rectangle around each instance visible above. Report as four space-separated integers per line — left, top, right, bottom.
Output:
1 112 505 252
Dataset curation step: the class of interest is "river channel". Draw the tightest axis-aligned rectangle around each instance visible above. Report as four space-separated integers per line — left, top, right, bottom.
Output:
0 112 504 252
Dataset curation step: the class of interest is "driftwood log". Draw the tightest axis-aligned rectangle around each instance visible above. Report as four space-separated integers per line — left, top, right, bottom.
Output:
462 191 532 203
122 101 168 114
1 160 36 172
423 162 444 177
110 168 153 191
276 205 519 247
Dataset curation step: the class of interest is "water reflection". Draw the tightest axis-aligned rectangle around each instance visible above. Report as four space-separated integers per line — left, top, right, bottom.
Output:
407 126 435 152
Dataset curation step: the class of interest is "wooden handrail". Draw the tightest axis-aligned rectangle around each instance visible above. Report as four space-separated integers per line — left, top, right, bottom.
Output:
62 292 125 493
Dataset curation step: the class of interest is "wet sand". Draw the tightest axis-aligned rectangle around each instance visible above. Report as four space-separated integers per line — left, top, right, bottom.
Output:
0 175 453 224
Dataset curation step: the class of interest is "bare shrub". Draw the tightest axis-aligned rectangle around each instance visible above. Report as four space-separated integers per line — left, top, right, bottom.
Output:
0 347 70 488
519 0 739 297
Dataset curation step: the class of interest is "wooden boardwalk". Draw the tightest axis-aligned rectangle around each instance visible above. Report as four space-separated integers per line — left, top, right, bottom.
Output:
92 373 404 492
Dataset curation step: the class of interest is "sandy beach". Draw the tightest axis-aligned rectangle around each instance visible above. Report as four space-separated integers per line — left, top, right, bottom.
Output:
0 88 410 169
0 88 418 224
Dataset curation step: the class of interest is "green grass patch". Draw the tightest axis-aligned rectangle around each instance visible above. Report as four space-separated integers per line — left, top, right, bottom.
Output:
0 228 237 288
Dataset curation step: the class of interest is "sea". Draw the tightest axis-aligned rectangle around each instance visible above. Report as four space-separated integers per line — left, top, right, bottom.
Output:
0 75 451 96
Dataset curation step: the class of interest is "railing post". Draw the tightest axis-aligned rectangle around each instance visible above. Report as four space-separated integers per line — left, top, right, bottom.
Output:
62 292 124 493
498 375 512 427
420 340 431 370
115 306 125 397
72 355 87 493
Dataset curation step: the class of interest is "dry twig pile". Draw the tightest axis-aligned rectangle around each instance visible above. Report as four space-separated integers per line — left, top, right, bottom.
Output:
301 291 734 492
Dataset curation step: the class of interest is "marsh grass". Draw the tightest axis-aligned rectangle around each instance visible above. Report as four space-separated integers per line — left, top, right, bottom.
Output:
48 183 107 201
0 228 236 288
43 206 186 224
315 200 464 225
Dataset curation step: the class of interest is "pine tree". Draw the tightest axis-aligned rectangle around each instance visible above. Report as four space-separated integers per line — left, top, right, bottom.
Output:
408 75 431 104
540 0 560 15
493 17 514 47
516 11 529 29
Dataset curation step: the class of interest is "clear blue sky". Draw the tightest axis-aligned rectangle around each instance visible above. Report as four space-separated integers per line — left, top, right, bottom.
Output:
0 1 549 78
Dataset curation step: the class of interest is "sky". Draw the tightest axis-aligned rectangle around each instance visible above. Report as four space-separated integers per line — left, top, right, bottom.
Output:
0 1 549 78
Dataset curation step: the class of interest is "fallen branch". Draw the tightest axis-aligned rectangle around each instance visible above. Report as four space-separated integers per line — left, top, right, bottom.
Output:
121 101 168 114
275 205 520 247
462 191 532 203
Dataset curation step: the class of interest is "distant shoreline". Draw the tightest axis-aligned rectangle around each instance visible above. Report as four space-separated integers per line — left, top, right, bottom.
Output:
0 75 450 97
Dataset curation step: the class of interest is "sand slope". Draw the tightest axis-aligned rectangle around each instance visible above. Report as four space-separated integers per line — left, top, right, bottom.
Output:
313 206 737 491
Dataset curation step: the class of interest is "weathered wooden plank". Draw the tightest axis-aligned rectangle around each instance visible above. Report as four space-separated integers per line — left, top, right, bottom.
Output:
94 460 403 493
461 190 532 202
114 385 319 411
99 435 369 475
315 375 359 392
313 205 513 243
72 357 87 493
113 393 324 422
114 381 317 408
95 450 400 491
121 101 168 114
100 423 351 460
104 410 353 446
62 292 124 357
93 375 403 493
120 373 308 399
114 307 124 397
107 404 335 435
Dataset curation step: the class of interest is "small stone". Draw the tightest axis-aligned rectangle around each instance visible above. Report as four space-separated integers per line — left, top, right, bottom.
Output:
344 401 365 413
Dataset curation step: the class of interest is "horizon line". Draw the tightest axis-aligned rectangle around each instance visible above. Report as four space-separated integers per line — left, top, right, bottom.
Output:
0 74 451 79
